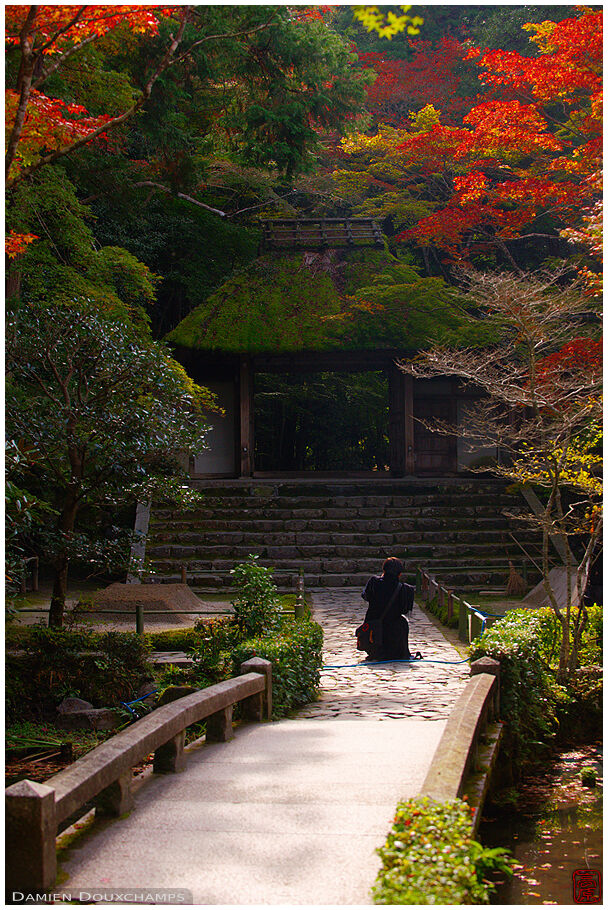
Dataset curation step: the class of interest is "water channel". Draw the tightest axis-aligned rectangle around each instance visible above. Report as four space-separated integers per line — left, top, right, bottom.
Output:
480 742 603 905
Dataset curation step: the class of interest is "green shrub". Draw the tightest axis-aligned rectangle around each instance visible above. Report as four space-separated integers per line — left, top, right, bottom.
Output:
231 618 323 718
534 604 603 667
470 609 564 771
188 617 242 686
373 796 512 905
579 603 603 665
6 627 152 722
471 604 603 769
230 556 282 637
145 628 204 653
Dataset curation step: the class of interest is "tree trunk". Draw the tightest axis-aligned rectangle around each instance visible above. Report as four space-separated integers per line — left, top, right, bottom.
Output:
48 493 79 628
6 257 22 300
557 613 571 680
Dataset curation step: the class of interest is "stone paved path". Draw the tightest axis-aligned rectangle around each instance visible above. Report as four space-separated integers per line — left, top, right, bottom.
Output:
298 588 470 721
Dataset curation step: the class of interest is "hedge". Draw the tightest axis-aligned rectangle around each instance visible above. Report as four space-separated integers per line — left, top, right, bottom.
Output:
469 608 564 772
373 797 512 905
424 591 459 629
231 618 324 718
469 605 603 773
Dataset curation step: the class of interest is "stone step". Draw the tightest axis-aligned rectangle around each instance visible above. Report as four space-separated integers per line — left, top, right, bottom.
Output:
152 496 521 522
149 538 534 562
150 514 527 536
147 530 539 552
149 548 539 577
145 566 540 592
155 488 521 505
144 477 542 593
150 558 537 582
147 533 540 561
149 514 519 535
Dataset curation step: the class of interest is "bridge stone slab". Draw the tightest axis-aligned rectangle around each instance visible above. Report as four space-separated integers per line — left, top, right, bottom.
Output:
59 719 445 905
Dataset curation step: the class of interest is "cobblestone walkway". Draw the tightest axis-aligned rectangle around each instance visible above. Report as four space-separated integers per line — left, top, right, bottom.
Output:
298 588 470 722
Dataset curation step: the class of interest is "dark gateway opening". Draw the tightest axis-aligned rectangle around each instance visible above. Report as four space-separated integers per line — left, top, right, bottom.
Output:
254 371 389 473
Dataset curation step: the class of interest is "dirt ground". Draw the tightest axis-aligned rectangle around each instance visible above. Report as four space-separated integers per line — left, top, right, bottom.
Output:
12 578 234 631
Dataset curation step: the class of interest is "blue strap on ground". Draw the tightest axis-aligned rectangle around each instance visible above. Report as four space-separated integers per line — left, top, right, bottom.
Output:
321 657 469 670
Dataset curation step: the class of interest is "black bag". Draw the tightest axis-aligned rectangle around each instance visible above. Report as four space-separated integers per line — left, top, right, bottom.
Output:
356 619 382 652
356 583 402 653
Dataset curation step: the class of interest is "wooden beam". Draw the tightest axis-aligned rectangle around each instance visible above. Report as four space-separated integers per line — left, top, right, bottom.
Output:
239 356 254 476
388 364 405 477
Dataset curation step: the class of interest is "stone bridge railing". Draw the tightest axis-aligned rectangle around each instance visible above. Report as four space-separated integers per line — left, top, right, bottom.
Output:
421 657 503 834
6 657 272 895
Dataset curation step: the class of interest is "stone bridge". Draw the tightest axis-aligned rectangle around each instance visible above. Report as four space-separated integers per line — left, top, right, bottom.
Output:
9 592 494 906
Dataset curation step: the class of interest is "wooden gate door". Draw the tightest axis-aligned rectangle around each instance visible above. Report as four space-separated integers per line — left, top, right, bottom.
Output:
413 396 458 473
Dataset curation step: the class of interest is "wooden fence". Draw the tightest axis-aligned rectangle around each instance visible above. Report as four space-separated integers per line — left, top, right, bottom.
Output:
417 568 502 644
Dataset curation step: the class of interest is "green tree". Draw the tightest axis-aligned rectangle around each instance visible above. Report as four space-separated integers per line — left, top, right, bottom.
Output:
6 165 214 627
7 298 213 627
12 6 371 336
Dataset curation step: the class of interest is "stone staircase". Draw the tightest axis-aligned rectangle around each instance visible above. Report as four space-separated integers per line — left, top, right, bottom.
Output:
144 477 547 594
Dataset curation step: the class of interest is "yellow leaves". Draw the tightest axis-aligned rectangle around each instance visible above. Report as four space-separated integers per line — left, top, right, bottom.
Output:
165 358 223 415
332 168 374 195
523 20 559 55
341 126 406 156
353 5 423 40
409 105 442 134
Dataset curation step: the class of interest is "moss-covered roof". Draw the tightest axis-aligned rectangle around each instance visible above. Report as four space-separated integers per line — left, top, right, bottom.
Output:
167 249 467 354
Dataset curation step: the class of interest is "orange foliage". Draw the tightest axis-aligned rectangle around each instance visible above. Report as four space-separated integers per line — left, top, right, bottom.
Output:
5 6 176 182
5 230 38 258
4 6 170 50
536 339 602 384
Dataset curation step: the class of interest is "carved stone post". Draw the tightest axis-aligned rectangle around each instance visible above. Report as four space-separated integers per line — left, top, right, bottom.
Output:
240 657 272 720
470 656 501 717
153 730 187 773
5 779 57 893
206 705 234 742
95 770 134 816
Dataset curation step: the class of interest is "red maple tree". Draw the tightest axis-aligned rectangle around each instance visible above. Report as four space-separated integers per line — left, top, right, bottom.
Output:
360 35 477 127
5 6 183 186
394 9 602 262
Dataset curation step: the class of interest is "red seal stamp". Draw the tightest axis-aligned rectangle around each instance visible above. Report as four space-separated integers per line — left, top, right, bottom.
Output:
573 869 602 903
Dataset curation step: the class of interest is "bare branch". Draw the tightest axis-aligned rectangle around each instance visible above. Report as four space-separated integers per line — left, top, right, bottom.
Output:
133 182 227 217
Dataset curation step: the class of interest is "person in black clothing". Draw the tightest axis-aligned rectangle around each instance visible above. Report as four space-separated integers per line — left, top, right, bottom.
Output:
361 557 415 661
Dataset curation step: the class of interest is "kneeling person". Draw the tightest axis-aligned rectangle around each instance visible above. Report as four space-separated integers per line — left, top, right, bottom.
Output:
361 557 414 660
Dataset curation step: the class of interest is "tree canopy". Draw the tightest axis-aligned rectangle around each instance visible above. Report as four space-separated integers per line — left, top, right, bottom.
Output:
5 5 603 635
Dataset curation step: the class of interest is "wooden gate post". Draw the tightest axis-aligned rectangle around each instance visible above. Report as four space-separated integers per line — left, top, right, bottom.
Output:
239 356 254 477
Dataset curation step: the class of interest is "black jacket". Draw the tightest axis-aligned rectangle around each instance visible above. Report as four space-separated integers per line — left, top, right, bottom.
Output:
362 575 414 624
